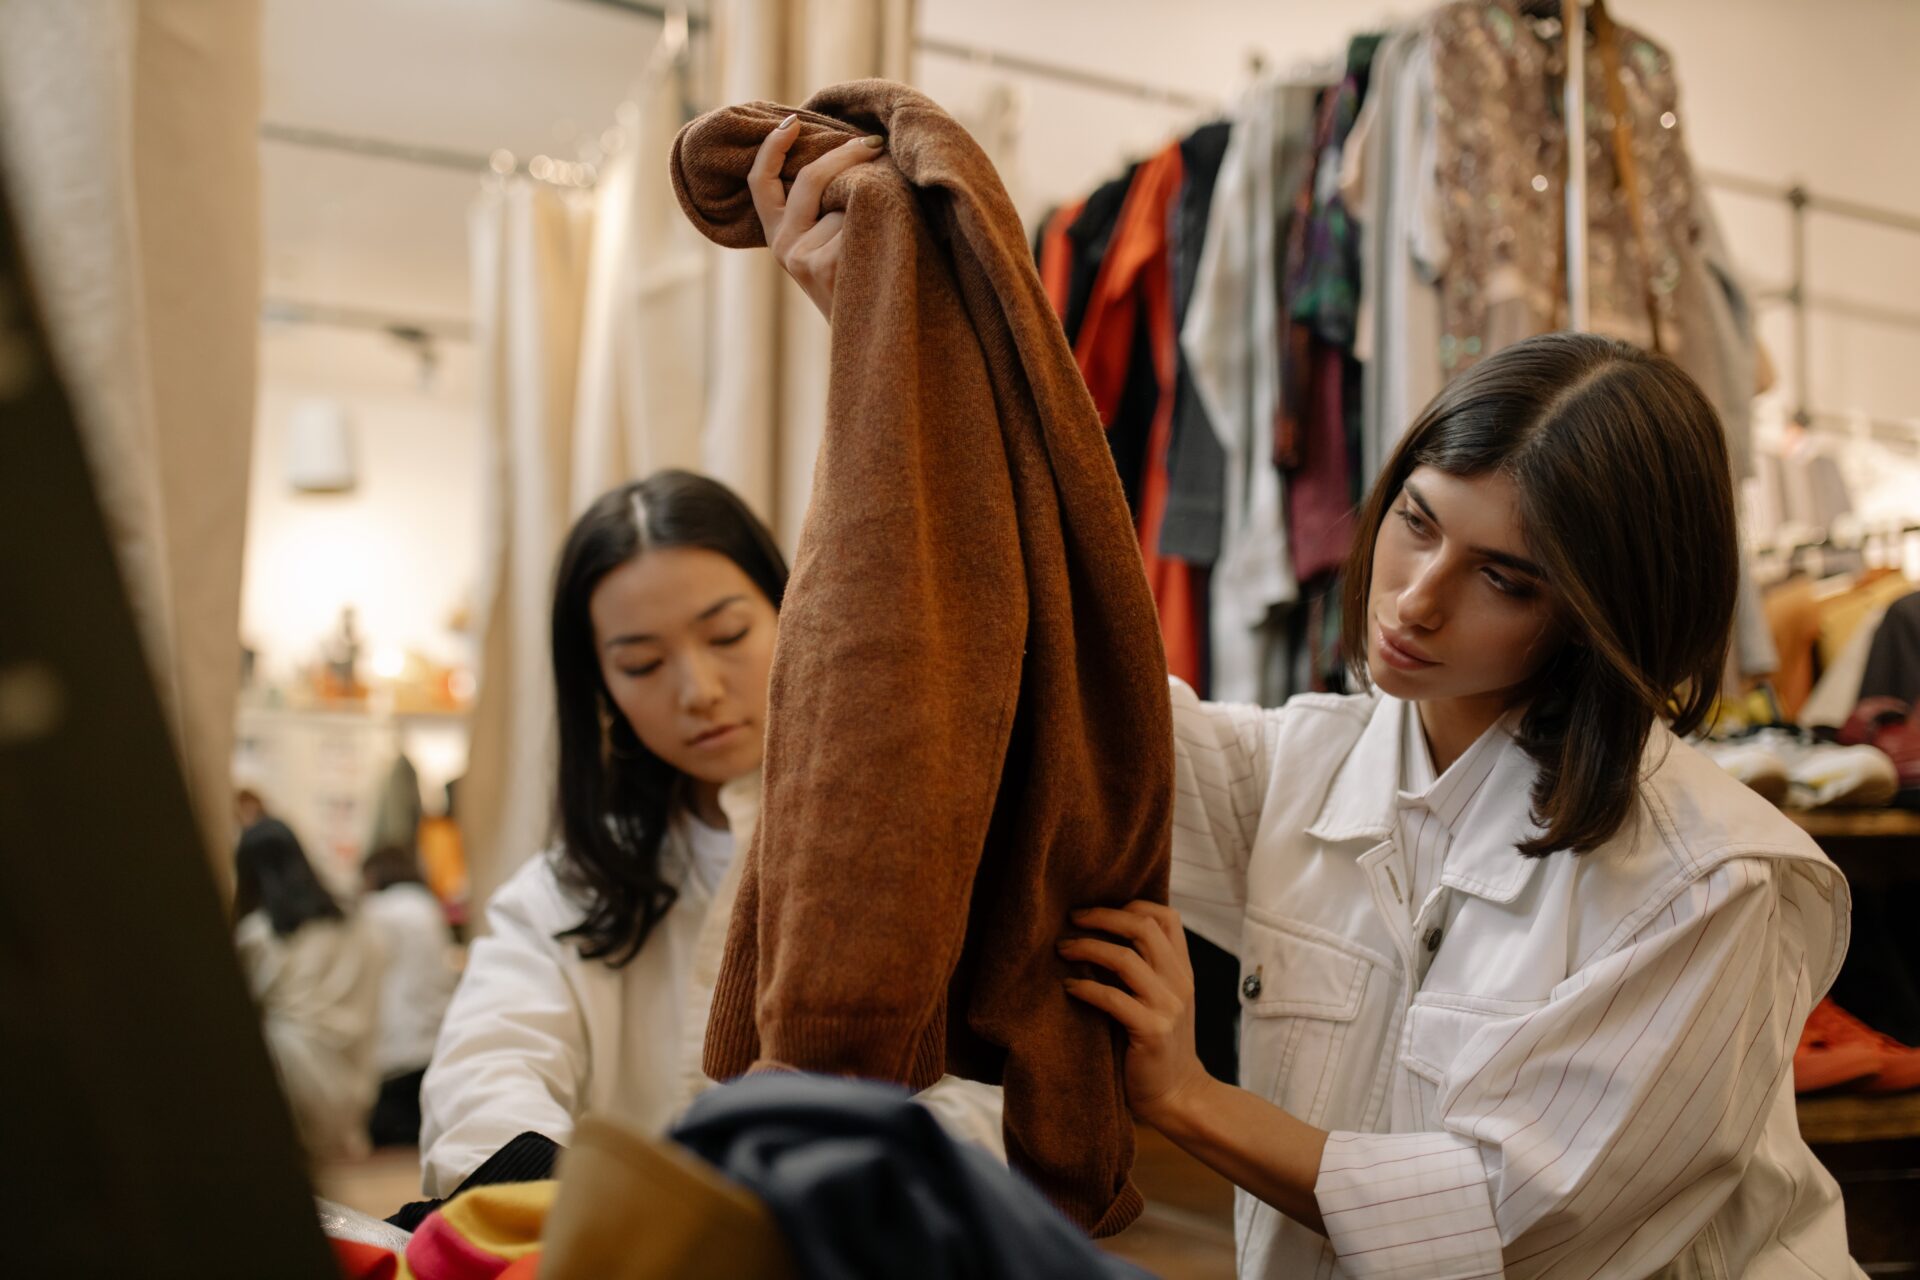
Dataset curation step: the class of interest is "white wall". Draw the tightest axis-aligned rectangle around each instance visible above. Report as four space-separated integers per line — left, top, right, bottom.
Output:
242 324 482 687
913 0 1920 442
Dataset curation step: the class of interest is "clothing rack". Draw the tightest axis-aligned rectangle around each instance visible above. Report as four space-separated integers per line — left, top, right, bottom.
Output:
916 7 1594 334
260 297 473 344
915 35 1351 109
1702 170 1920 438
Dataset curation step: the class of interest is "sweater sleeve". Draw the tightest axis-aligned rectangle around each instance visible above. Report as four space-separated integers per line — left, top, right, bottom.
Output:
418 860 588 1197
1167 677 1273 956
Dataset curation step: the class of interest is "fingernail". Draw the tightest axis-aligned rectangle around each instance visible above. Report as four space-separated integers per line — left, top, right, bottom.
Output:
863 135 885 149
777 113 797 131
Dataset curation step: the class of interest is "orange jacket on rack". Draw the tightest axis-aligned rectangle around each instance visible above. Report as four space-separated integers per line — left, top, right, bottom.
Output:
1068 144 1201 690
670 81 1173 1237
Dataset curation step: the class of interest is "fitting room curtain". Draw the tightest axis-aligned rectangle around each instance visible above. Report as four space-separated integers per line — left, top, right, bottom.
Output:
0 0 262 878
460 2 912 915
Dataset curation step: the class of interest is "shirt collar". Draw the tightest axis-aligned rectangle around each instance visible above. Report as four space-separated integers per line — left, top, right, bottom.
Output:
1309 695 1546 903
1398 699 1511 836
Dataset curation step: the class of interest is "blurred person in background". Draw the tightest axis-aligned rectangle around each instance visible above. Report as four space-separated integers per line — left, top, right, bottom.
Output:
234 818 383 1160
359 843 458 1149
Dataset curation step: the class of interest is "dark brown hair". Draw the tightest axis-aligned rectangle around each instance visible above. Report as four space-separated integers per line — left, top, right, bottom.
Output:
549 470 788 965
1341 333 1738 856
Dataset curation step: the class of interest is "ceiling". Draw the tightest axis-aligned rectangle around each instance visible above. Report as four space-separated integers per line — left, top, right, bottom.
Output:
260 0 672 329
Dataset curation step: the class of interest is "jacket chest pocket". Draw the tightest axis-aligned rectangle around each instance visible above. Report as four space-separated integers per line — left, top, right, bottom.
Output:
1399 994 1545 1129
1237 913 1385 1129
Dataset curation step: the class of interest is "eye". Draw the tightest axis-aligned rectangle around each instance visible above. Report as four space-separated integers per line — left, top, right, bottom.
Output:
619 660 663 678
712 627 750 648
1483 568 1537 600
1397 506 1431 537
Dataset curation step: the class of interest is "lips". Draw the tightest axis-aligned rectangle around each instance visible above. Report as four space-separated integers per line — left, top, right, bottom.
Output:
1376 624 1439 672
688 723 746 749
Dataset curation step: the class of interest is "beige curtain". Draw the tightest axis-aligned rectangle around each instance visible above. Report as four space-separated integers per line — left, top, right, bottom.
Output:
460 179 594 917
462 57 713 914
462 6 910 912
701 0 913 549
571 62 711 512
0 0 261 877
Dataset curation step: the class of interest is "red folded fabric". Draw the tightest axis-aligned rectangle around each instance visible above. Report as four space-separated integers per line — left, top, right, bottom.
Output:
331 1239 399 1280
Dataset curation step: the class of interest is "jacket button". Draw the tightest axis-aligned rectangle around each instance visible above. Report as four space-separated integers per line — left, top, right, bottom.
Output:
1424 927 1444 953
1241 970 1263 1000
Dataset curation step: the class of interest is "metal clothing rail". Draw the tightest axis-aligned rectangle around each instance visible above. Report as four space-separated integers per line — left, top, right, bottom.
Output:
1704 172 1920 431
913 18 1592 327
572 0 708 31
261 298 473 343
914 36 1221 112
259 122 493 175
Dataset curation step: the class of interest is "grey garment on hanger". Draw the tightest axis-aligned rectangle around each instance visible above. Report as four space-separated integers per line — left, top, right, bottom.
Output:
367 750 423 856
1691 203 1759 482
1782 446 1855 530
1159 121 1234 566
1732 553 1780 678
1349 28 1446 495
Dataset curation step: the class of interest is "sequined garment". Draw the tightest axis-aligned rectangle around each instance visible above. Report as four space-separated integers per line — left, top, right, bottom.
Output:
1429 0 1700 374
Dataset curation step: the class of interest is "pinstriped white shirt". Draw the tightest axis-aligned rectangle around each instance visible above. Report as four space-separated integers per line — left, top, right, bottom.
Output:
1395 701 1507 945
1167 680 1861 1280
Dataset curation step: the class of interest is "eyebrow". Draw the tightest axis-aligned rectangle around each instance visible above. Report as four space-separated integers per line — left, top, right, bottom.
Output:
1402 482 1547 579
604 594 748 649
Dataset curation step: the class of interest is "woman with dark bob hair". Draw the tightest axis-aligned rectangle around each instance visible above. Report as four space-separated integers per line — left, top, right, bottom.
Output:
418 469 1002 1199
755 116 1862 1272
1060 334 1860 1277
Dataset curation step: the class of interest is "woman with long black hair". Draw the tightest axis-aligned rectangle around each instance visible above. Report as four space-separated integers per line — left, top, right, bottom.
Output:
419 469 1002 1197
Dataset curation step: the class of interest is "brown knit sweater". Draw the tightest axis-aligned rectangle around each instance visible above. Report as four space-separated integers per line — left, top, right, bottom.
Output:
670 81 1173 1237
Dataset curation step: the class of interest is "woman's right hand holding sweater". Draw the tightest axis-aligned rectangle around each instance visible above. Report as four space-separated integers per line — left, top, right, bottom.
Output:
749 115 884 321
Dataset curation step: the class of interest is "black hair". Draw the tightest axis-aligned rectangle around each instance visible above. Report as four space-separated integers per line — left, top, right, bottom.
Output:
361 844 427 893
549 470 788 965
1342 333 1738 856
233 818 346 938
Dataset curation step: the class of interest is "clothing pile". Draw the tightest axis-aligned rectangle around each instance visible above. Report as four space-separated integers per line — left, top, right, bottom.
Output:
1035 0 1768 705
336 1076 1151 1280
1794 999 1920 1096
1696 583 1920 1098
1702 576 1920 809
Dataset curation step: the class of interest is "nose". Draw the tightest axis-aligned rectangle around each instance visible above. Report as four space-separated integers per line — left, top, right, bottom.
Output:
677 650 725 715
1397 557 1446 631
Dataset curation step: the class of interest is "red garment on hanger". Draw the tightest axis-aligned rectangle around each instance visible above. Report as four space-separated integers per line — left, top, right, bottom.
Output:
1038 200 1083 318
1286 342 1358 581
1071 145 1199 686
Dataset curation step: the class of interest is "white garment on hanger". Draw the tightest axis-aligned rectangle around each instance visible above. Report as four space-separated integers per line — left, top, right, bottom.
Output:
1344 27 1447 495
1180 75 1314 704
